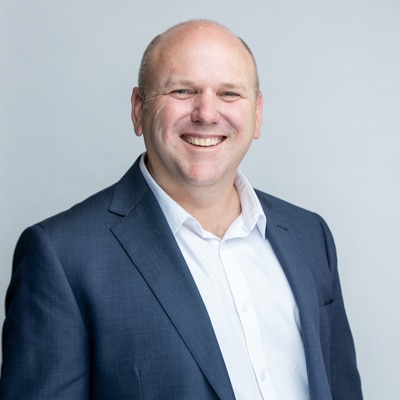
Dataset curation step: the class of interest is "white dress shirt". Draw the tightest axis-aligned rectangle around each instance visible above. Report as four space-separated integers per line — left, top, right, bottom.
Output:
139 155 310 400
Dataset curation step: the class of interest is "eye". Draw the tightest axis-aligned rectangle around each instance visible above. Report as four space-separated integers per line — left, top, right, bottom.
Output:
170 89 195 99
219 91 241 101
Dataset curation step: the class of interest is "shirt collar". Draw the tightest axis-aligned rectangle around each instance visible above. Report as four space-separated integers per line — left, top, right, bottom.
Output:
139 153 267 238
234 170 267 238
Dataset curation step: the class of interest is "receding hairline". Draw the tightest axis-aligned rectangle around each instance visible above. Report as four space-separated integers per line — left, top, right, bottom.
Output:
138 19 260 96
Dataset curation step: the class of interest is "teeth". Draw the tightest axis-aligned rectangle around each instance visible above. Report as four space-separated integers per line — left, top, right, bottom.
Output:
185 137 222 147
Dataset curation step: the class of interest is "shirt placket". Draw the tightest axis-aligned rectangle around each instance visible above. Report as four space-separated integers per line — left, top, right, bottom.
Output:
219 240 278 400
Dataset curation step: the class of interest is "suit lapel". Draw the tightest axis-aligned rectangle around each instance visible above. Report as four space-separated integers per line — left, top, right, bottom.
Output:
108 160 235 400
259 199 332 400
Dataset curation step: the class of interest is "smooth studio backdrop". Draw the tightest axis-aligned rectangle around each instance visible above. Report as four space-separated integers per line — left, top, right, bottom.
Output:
1 1 399 399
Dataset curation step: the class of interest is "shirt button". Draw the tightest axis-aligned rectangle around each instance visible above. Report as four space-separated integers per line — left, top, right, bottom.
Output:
260 371 266 381
241 303 248 312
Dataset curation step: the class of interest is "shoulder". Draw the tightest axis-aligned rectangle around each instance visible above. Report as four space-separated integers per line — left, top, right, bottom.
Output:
18 159 148 251
255 189 320 220
38 159 146 234
255 188 335 246
255 189 337 269
39 183 116 234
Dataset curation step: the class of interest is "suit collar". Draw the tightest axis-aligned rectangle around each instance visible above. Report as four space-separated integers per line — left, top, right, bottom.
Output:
107 157 148 217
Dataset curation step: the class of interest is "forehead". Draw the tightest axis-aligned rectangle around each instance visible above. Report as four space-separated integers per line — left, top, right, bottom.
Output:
148 24 257 89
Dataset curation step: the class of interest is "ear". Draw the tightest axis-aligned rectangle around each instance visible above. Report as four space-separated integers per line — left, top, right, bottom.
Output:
131 87 144 136
253 90 263 140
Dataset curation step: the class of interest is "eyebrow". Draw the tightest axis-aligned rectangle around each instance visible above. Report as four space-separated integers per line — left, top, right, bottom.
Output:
220 82 247 91
164 78 192 86
164 78 248 91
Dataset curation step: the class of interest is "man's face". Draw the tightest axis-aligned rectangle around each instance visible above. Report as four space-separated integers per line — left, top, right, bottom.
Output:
132 24 263 196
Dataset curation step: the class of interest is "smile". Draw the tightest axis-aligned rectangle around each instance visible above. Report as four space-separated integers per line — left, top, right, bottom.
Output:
182 136 224 147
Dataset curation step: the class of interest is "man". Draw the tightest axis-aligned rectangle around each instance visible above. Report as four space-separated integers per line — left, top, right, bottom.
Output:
0 20 362 399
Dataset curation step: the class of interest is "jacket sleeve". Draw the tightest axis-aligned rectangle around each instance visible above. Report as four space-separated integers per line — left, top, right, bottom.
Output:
0 224 89 399
319 216 363 400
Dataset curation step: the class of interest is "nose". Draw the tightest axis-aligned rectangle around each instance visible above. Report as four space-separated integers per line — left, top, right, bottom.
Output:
191 92 221 125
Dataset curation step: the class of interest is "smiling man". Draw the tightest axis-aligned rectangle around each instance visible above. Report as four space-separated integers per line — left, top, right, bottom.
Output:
131 21 262 238
0 20 362 400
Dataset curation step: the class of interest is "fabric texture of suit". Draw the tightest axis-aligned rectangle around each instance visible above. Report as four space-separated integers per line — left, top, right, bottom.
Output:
0 157 362 399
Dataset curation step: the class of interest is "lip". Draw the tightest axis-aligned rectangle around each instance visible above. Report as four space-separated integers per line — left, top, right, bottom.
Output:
181 134 226 147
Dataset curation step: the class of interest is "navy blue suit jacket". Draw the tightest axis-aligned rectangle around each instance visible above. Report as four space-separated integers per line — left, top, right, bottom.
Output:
0 158 362 399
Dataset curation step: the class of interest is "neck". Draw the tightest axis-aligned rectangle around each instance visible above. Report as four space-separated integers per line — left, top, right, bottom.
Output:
168 181 241 239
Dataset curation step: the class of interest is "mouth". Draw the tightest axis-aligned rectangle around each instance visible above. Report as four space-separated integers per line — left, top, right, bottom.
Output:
181 135 225 147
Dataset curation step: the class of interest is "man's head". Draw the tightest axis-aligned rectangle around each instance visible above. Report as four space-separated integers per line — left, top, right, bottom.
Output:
131 20 263 197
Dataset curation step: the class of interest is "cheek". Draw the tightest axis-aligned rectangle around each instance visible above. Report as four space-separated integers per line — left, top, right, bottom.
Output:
142 104 168 136
226 106 256 134
157 104 193 136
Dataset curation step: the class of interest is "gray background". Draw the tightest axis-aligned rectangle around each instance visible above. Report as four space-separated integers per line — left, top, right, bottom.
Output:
1 1 399 398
